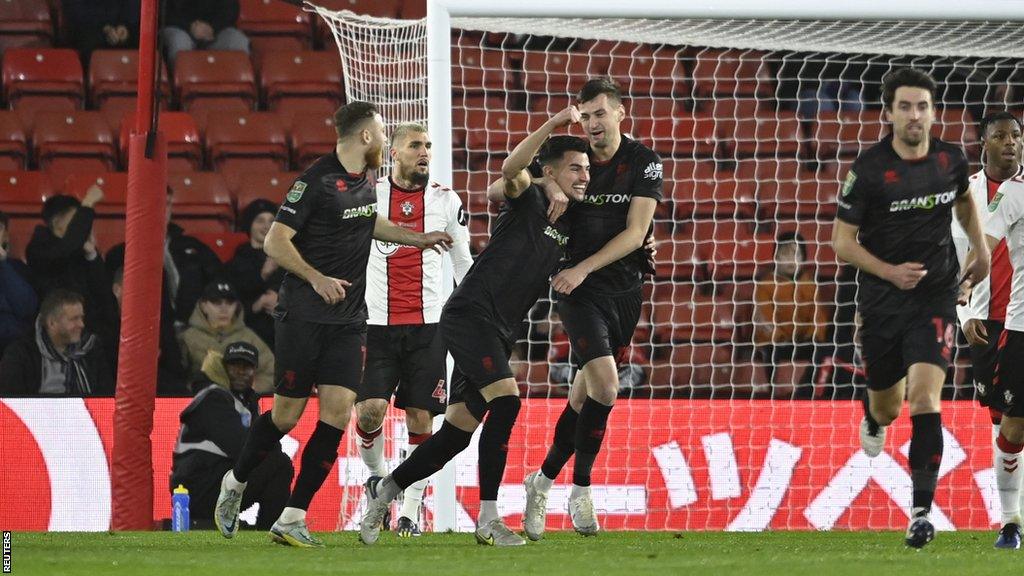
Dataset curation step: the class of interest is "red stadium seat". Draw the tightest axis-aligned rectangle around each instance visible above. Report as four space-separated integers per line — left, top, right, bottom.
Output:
718 111 804 158
630 113 717 158
452 41 514 94
692 219 773 280
258 50 343 118
290 113 337 170
451 170 491 215
521 50 608 95
607 45 687 97
167 172 234 225
737 159 836 220
61 172 129 217
464 110 547 153
0 111 28 170
119 111 202 171
233 171 300 212
777 219 839 278
190 231 250 263
0 0 52 55
813 109 889 160
653 230 701 280
690 49 774 99
3 216 39 261
173 50 257 114
2 48 83 114
237 0 312 55
205 112 289 177
650 282 734 343
0 170 53 216
92 218 127 256
934 107 980 160
32 111 117 184
88 50 169 112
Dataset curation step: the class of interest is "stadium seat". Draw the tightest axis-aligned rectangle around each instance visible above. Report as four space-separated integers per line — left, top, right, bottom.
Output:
61 172 129 217
190 231 250 263
934 107 980 160
653 230 701 280
290 113 337 170
678 170 758 221
607 45 688 97
119 111 202 171
630 113 717 158
0 170 53 216
173 50 257 114
692 219 772 281
237 0 313 55
205 112 289 177
689 49 774 99
467 216 490 254
718 111 804 158
650 282 735 343
777 219 839 278
166 172 234 226
464 110 547 153
92 218 126 255
452 41 515 94
2 48 84 114
0 111 28 170
451 170 491 215
521 50 609 95
32 111 117 184
88 50 170 112
0 0 52 56
232 171 300 212
812 109 889 160
3 215 39 261
258 50 343 118
737 159 836 221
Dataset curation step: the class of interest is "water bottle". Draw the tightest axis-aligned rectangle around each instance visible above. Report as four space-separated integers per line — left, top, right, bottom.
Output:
172 485 190 532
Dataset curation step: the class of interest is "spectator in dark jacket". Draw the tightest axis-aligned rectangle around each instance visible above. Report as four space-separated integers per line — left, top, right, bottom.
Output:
170 341 292 530
26 189 116 336
0 212 38 357
160 0 249 65
226 199 283 346
107 186 222 329
0 289 114 396
61 0 141 62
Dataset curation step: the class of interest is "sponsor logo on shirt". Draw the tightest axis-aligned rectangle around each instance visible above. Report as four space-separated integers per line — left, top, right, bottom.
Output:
888 189 958 212
342 204 378 219
280 205 297 214
582 193 631 206
286 181 307 203
544 225 569 246
990 191 1005 212
643 161 663 181
841 170 857 197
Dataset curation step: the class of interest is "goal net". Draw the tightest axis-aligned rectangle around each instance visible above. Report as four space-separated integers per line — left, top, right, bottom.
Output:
314 1 1024 533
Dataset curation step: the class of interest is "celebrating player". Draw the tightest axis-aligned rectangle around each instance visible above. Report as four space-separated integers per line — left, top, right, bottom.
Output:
212 102 452 548
831 68 989 548
359 108 588 547
355 123 474 537
958 112 1024 545
523 78 661 540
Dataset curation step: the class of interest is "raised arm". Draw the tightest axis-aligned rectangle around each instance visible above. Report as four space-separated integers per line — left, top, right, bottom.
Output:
487 106 582 204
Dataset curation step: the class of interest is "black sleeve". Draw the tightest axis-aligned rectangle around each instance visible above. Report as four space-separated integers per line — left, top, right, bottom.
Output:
189 391 248 459
275 176 320 232
836 158 871 226
30 207 95 263
955 148 971 197
208 0 240 32
629 146 664 202
225 247 265 303
0 341 34 395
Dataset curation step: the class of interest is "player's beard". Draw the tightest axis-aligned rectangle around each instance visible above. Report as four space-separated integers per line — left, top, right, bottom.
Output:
365 143 384 170
407 167 429 187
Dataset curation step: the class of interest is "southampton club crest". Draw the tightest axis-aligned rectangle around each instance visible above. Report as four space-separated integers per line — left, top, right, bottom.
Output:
401 201 415 217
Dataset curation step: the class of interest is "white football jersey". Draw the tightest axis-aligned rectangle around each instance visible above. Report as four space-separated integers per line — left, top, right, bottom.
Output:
983 177 1024 332
366 178 473 325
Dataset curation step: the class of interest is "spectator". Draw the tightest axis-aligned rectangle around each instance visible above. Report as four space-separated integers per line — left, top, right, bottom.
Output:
0 289 113 396
107 186 222 329
0 211 38 357
61 0 140 62
225 200 283 347
26 189 117 336
753 231 828 397
180 280 273 393
170 341 293 530
109 267 188 396
161 0 250 65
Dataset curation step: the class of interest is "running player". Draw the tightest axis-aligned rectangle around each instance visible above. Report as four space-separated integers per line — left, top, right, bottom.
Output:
523 78 662 540
355 122 474 537
212 102 452 548
359 107 588 547
832 68 989 548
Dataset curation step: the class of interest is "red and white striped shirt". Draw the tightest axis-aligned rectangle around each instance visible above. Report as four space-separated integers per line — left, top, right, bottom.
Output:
366 178 473 325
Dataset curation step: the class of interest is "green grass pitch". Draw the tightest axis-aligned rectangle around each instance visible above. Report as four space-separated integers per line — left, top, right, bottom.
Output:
7 530 1024 576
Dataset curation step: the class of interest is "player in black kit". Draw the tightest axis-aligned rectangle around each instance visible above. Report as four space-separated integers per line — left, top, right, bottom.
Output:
832 68 989 548
359 107 589 547
212 102 452 548
522 78 662 540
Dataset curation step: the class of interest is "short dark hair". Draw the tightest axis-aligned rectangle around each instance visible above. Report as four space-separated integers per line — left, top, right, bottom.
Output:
881 67 937 109
0 210 8 230
39 289 84 324
577 77 623 106
776 230 806 259
41 194 81 227
333 101 380 139
537 136 588 168
980 111 1024 137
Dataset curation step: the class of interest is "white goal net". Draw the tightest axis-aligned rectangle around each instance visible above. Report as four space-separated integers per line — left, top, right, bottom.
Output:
312 1 1024 533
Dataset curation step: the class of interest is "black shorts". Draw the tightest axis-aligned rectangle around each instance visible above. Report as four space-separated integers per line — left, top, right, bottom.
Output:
861 312 954 391
440 308 513 420
357 324 447 415
273 315 366 398
557 289 642 370
967 319 1003 408
992 329 1024 417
